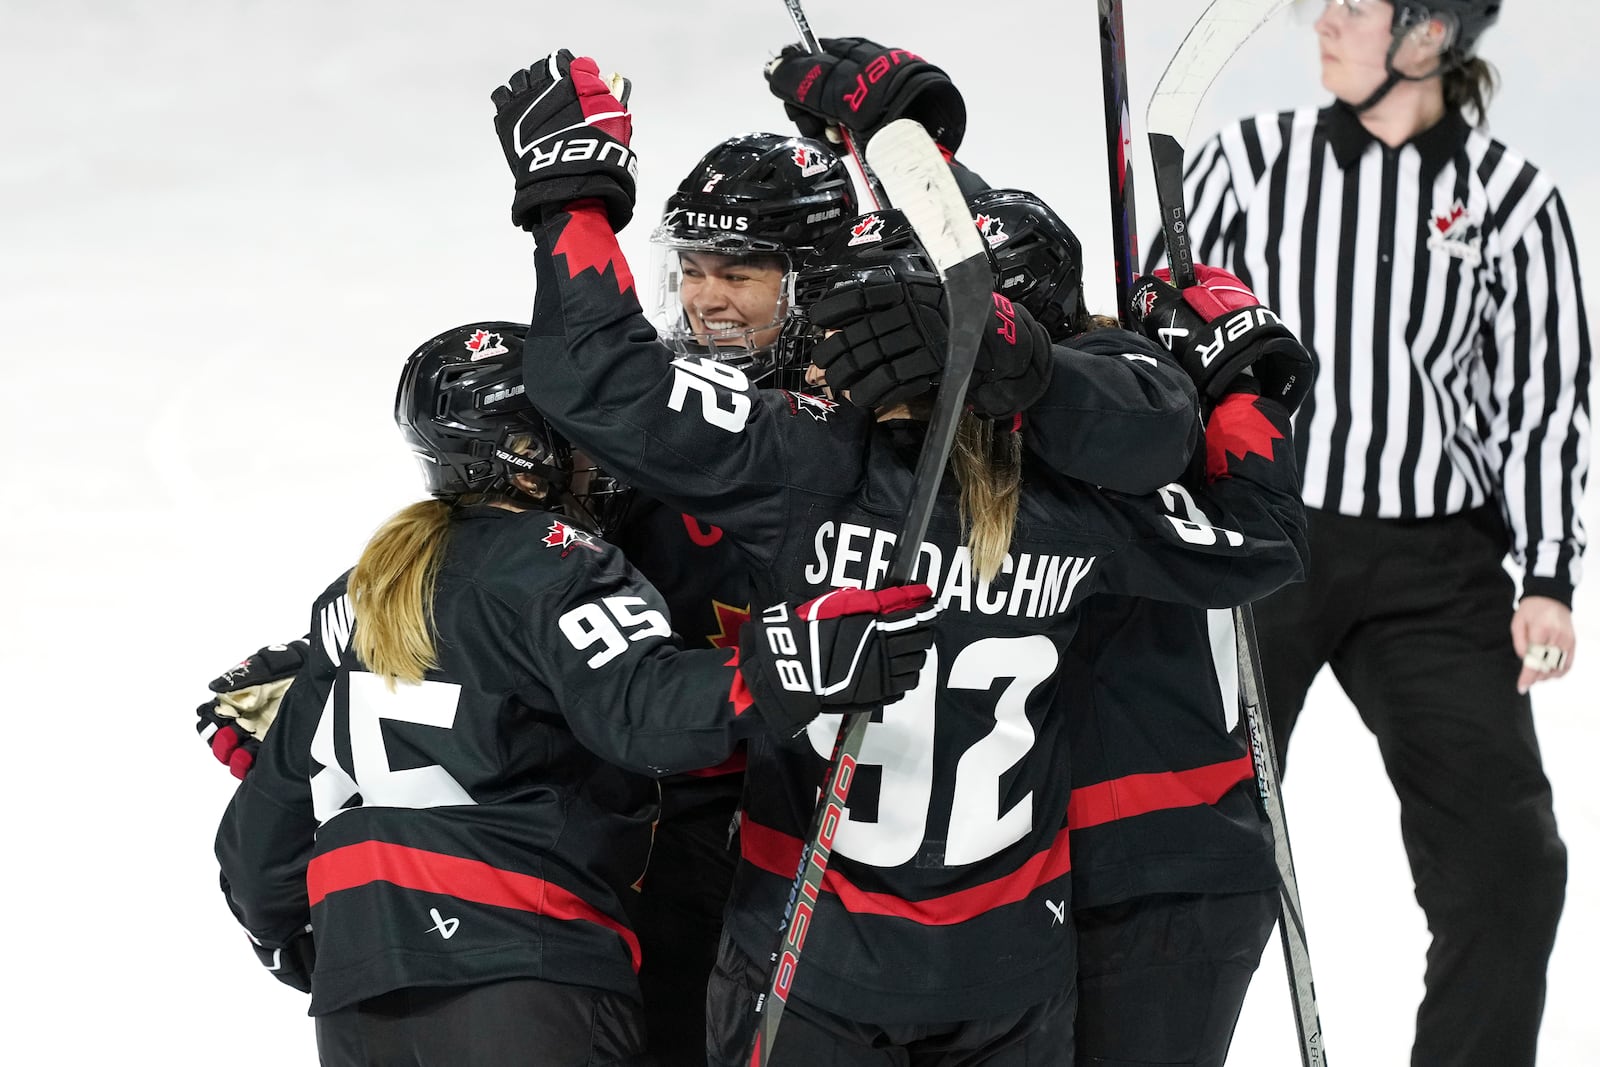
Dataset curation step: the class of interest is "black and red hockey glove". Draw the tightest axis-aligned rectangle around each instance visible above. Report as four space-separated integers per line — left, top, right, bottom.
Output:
195 639 308 779
736 584 938 738
490 50 636 231
765 37 966 154
1129 265 1314 413
808 265 1052 417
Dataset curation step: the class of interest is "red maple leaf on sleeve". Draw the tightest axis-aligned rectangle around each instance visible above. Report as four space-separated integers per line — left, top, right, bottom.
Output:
706 600 752 651
1205 393 1285 482
552 200 636 296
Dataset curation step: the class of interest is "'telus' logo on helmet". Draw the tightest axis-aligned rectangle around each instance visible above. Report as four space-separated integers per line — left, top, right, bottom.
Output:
974 214 1007 248
466 330 509 360
848 214 885 246
792 145 828 178
542 520 602 557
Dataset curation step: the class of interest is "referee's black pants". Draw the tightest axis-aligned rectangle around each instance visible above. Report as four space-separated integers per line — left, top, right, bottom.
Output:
1253 506 1566 1067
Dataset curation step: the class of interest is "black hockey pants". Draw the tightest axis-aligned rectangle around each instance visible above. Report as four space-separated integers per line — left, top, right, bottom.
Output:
1073 889 1277 1066
1253 506 1567 1067
704 932 1077 1066
313 978 649 1066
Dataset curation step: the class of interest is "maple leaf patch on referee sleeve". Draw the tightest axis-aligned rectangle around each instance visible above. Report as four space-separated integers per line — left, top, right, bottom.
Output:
1205 393 1285 483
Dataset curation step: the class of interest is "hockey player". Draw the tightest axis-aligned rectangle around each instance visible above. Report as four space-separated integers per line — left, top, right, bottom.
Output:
763 38 1313 1063
618 131 856 1065
488 51 1308 1064
214 321 937 1066
648 131 855 387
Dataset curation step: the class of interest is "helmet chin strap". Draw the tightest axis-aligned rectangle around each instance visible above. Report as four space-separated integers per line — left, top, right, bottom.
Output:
1350 17 1453 113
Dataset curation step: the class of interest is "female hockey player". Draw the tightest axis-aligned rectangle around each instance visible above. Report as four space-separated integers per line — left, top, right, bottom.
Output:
802 183 1301 1067
213 321 936 1067
1151 2 1589 1061
762 34 1315 1062
488 50 1309 1066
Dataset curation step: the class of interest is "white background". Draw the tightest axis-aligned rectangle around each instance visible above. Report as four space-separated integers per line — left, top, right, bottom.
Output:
2 1 1594 1063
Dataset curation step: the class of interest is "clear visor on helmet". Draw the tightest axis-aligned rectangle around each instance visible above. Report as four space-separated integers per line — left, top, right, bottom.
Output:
648 230 798 382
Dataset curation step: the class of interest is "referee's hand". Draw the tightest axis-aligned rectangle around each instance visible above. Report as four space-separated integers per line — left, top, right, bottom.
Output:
1512 596 1575 693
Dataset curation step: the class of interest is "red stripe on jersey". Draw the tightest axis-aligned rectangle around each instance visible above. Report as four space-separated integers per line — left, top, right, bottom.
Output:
1066 755 1254 830
683 749 749 777
306 840 641 971
740 818 1072 926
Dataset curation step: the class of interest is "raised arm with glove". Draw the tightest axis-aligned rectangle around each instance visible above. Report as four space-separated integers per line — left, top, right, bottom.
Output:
764 37 966 154
1129 265 1315 412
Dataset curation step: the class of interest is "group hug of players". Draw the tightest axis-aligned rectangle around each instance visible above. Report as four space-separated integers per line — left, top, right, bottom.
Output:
199 35 1318 1067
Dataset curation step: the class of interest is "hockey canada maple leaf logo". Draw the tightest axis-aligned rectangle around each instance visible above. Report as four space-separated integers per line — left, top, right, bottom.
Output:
464 329 508 360
1205 393 1284 482
552 204 636 296
783 390 838 421
974 213 1007 248
705 600 752 650
1134 284 1161 321
1432 200 1468 237
792 145 827 178
1426 197 1482 266
848 213 886 246
542 519 602 557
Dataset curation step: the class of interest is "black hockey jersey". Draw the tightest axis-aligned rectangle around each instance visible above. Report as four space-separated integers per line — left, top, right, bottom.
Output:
521 202 1307 1022
215 506 763 1015
1025 374 1288 909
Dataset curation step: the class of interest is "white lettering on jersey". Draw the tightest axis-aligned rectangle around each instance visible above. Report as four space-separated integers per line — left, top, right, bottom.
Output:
667 356 752 433
806 635 1061 868
319 594 355 666
310 675 475 824
558 596 672 669
1156 483 1246 547
803 521 1097 618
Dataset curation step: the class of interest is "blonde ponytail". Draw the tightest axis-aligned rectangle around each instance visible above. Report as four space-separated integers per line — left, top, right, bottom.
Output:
951 413 1023 584
348 500 453 687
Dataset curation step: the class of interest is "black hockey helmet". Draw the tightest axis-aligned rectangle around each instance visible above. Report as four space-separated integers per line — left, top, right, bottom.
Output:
650 133 856 385
783 207 941 387
791 208 934 309
394 322 630 532
1392 0 1500 59
969 189 1084 342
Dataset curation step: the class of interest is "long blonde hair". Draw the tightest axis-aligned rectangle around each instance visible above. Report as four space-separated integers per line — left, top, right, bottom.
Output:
950 412 1023 584
347 499 453 686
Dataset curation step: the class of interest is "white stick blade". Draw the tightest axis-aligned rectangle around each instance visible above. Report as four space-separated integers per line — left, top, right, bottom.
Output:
863 119 987 275
1146 0 1293 143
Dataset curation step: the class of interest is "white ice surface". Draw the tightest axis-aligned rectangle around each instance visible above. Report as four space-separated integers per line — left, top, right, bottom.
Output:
2 2 1595 1063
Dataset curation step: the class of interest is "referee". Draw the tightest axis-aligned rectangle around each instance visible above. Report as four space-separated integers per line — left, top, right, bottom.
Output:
1151 2 1590 1065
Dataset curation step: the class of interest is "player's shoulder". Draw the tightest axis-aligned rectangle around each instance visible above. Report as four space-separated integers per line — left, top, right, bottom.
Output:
758 387 864 431
1066 325 1167 361
446 506 633 605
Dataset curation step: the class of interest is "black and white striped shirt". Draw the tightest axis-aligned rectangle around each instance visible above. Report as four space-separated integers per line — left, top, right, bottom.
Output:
1151 104 1592 604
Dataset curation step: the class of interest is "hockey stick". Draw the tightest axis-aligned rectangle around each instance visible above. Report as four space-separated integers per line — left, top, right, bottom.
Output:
1097 0 1140 321
779 0 887 208
744 118 991 1066
1136 4 1328 1065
